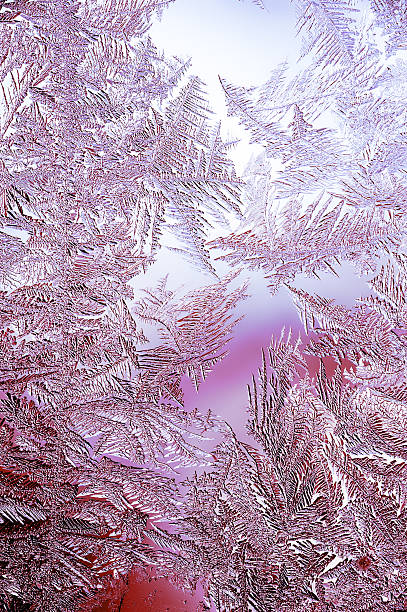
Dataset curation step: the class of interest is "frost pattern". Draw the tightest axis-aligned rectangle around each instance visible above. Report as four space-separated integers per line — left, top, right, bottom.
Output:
1 0 407 611
0 0 244 609
212 0 407 292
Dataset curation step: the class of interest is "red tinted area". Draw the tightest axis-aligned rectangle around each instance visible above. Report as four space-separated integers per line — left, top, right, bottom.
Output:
356 556 371 571
91 570 205 612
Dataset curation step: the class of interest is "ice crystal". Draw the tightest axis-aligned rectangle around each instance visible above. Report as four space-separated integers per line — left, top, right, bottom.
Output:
1 0 407 610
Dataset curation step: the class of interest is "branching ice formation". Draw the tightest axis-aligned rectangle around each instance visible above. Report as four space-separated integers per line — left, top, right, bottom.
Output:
1 0 407 610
